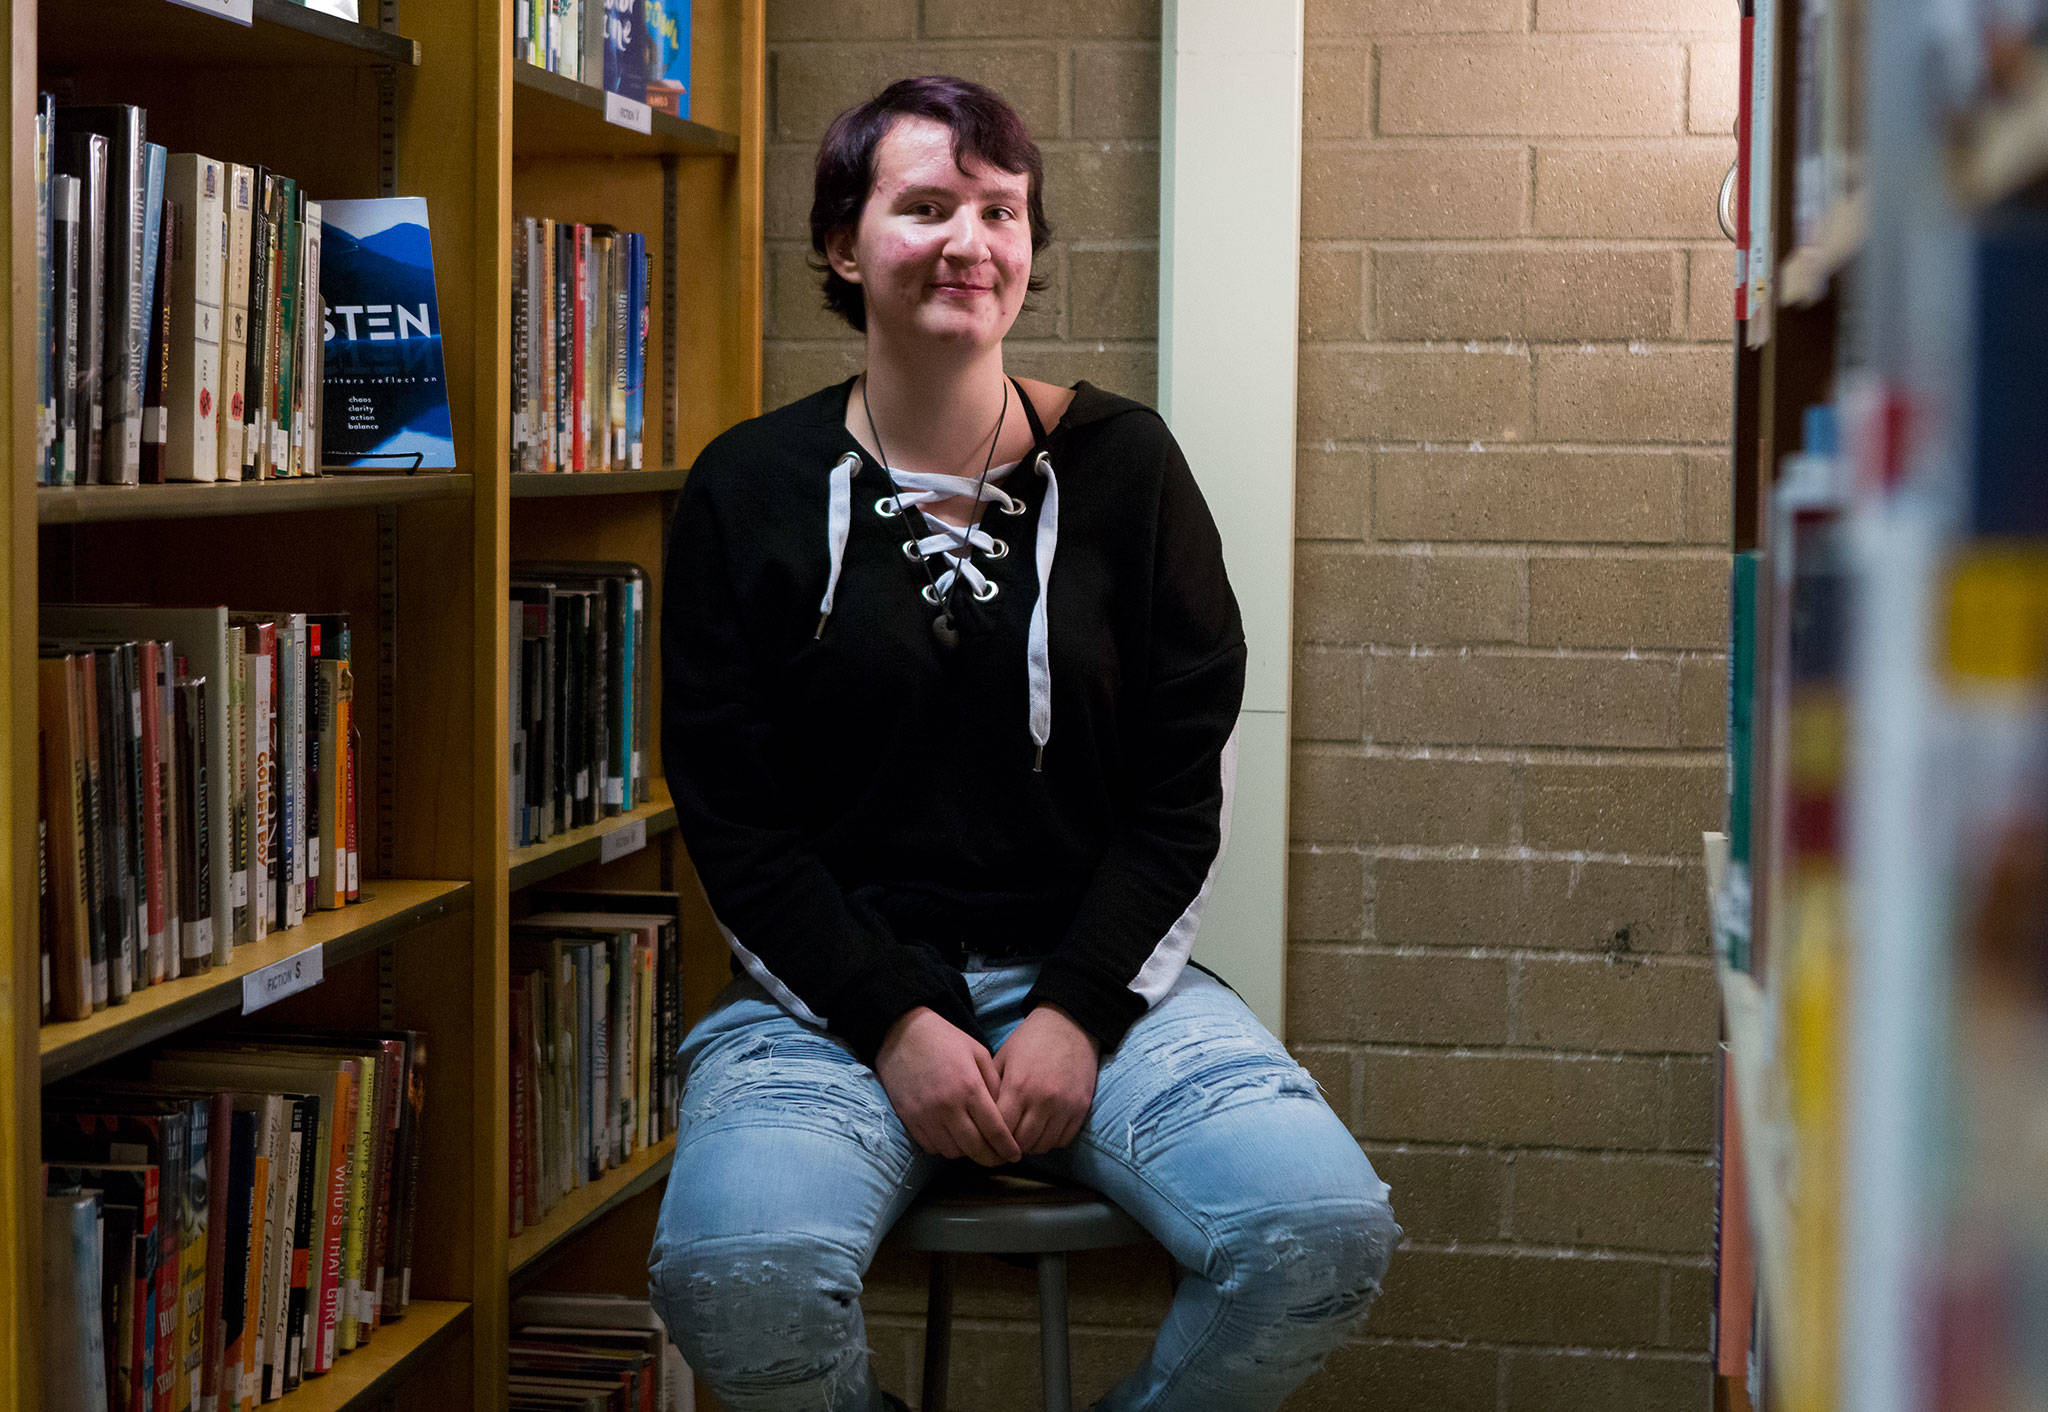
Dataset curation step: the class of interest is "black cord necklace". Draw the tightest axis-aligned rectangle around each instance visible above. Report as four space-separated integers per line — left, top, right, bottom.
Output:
860 374 1009 651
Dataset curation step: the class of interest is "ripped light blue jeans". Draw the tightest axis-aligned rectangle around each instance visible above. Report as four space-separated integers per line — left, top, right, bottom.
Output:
647 956 1401 1411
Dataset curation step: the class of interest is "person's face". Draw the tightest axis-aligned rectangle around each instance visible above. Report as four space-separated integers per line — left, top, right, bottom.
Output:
828 114 1033 352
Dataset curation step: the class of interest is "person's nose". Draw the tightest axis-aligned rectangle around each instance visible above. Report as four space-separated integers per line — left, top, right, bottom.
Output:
939 210 990 269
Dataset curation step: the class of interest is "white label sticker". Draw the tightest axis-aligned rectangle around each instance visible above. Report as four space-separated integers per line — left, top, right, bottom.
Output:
604 777 623 807
242 944 323 1014
604 91 653 134
599 817 647 865
233 871 248 908
575 769 589 801
166 0 253 22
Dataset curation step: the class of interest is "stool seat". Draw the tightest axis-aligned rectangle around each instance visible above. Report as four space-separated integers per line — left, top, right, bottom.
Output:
894 1170 1150 1254
889 1167 1159 1412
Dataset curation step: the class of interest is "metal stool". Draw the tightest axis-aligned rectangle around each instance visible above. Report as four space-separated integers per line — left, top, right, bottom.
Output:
891 1167 1155 1412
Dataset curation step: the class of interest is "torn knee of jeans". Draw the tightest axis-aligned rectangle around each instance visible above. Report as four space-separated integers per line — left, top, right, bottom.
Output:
1121 1040 1322 1155
652 1238 871 1395
1233 1200 1399 1328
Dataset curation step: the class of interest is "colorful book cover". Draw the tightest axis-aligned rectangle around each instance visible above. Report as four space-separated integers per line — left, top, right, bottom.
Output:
318 197 454 470
644 0 689 116
603 0 650 104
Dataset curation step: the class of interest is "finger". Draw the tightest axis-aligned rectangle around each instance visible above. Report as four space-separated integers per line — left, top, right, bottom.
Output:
977 1045 1005 1092
916 1119 959 1161
1011 1105 1049 1155
965 1086 1023 1165
947 1109 1005 1167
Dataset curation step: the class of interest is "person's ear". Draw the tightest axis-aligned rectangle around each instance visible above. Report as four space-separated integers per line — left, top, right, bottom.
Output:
825 224 862 285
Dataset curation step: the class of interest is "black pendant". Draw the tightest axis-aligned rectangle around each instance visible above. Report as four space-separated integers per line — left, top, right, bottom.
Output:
931 613 959 650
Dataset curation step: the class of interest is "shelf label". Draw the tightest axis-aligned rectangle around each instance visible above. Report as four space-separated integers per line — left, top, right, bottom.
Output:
604 91 653 135
243 945 324 1014
599 817 647 865
167 0 254 23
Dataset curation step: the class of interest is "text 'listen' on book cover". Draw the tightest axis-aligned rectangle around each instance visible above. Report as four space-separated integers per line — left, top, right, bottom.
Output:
320 196 455 470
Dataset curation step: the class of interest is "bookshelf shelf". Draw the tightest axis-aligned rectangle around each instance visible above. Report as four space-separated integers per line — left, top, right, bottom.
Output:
39 879 471 1082
1955 64 2048 208
39 0 421 70
36 473 473 525
283 1299 471 1412
509 1136 677 1286
510 468 690 499
512 62 741 159
1777 191 1867 307
509 788 678 894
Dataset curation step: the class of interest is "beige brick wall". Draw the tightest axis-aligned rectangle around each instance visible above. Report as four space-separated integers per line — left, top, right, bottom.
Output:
758 0 1734 1407
1293 0 1735 1405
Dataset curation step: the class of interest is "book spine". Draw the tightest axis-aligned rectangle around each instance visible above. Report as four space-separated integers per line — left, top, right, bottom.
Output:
155 644 179 989
272 180 299 478
219 167 254 482
177 675 213 970
136 640 166 978
52 174 79 487
162 155 224 482
140 194 173 485
107 108 146 484
570 225 587 472
230 648 249 947
284 1097 318 1389
68 134 107 486
135 144 165 474
34 97 50 484
511 216 530 472
294 201 320 477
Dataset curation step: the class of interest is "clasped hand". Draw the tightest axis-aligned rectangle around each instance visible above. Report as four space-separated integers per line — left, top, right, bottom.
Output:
875 1004 1100 1166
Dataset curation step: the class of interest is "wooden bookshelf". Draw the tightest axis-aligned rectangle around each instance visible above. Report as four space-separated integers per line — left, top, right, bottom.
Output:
509 788 679 893
40 878 470 1080
510 467 689 498
0 0 765 1406
280 1299 471 1412
37 471 472 523
509 1135 678 1285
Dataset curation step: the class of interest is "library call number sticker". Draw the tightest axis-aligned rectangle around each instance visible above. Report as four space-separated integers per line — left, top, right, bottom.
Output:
605 91 654 135
168 0 254 24
243 945 324 1014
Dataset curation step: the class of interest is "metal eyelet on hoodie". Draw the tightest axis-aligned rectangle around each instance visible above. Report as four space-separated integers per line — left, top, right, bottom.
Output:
1000 497 1029 516
985 538 1009 560
974 581 1000 602
901 539 922 561
921 583 944 606
875 496 902 518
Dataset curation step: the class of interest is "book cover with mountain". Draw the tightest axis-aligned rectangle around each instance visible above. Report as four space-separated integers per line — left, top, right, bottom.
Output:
319 197 454 470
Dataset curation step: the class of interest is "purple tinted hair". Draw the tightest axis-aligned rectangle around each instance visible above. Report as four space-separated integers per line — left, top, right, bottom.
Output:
809 75 1052 332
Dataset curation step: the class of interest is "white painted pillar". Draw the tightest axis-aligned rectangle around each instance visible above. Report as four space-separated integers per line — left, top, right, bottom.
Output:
1158 0 1305 1036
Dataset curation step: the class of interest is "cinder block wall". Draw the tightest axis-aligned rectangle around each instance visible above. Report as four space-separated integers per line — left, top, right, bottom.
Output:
1289 0 1735 1405
757 1 1735 1407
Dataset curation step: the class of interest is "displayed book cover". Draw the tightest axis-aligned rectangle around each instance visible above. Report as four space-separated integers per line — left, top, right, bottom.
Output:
644 0 688 116
318 197 454 470
603 0 648 104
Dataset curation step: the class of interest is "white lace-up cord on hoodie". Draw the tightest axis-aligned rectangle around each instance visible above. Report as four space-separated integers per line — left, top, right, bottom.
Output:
812 450 1062 770
814 451 861 637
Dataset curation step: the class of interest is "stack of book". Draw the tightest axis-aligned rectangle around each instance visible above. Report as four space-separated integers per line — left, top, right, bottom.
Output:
32 97 326 487
510 219 650 476
515 0 692 116
509 563 649 847
509 1291 693 1411
38 606 360 1023
40 1030 427 1412
509 890 682 1237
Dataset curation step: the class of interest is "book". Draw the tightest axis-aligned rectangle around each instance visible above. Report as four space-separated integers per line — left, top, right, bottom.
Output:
319 197 454 469
135 143 166 475
220 165 256 482
42 1190 110 1412
163 154 225 483
56 131 106 486
57 105 147 484
643 0 689 116
50 171 80 486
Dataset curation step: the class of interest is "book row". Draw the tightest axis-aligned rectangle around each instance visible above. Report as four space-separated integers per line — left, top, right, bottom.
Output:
509 890 682 1237
509 1291 693 1412
516 0 693 117
33 98 326 486
510 218 651 476
38 607 360 1023
40 1031 427 1412
511 562 650 846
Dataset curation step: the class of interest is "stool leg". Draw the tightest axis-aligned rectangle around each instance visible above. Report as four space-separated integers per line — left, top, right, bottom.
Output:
1037 1253 1070 1412
920 1252 952 1412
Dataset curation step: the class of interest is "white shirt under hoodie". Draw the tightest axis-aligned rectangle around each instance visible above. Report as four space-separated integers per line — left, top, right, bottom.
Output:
660 376 1247 1065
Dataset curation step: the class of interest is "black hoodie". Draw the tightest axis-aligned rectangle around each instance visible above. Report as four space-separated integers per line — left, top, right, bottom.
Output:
660 376 1247 1065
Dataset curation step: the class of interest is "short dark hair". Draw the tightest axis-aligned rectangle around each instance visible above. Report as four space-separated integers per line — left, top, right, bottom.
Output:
809 75 1052 333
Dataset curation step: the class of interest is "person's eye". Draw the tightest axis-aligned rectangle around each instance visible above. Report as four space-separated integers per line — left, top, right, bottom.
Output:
908 202 942 217
987 206 1017 221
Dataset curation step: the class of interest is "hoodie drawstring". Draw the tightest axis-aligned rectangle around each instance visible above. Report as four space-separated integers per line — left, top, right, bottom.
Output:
815 451 860 637
1026 451 1058 771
